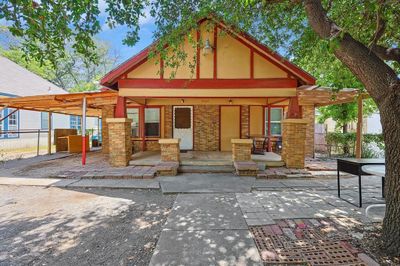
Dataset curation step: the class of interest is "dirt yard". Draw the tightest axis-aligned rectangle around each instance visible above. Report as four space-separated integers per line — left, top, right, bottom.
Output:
0 186 175 266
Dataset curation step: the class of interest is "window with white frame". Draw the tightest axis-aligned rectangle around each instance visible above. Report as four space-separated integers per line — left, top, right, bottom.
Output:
7 109 19 138
127 108 139 137
145 108 160 137
41 112 49 130
70 115 82 130
265 107 283 136
0 109 4 138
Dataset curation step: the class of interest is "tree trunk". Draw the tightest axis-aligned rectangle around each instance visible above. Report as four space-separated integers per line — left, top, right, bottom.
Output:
380 94 400 254
304 0 400 255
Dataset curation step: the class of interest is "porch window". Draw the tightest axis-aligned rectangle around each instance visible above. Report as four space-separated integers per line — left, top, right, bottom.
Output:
145 108 160 137
265 107 283 136
127 108 139 137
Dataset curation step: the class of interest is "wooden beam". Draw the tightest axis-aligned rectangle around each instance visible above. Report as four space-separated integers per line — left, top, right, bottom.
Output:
355 95 363 158
47 112 52 155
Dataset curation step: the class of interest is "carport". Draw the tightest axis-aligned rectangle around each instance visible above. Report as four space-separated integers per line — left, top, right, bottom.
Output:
0 90 118 165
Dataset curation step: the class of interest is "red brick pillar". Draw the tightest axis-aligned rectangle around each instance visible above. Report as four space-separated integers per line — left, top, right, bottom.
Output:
107 118 132 167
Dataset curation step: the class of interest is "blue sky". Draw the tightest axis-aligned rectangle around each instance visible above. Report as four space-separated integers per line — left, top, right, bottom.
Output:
96 4 156 64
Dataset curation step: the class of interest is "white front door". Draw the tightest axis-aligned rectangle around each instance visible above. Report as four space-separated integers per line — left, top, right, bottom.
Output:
173 106 193 150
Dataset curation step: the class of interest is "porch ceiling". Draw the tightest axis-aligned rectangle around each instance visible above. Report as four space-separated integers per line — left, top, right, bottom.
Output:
0 90 118 117
297 85 369 106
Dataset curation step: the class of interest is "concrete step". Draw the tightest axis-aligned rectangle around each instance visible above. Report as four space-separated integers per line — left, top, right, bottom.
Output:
178 165 234 174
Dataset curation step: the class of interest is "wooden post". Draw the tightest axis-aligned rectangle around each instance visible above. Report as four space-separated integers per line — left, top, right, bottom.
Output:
355 95 363 158
139 106 145 151
47 112 52 154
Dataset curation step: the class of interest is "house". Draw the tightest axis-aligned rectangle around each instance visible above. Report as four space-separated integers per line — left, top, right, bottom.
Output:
99 17 318 168
0 16 364 170
0 56 98 151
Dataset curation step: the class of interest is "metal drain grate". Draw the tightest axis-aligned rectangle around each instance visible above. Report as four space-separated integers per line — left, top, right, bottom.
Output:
249 218 372 265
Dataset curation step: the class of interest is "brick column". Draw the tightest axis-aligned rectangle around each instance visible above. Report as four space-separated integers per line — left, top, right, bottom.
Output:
159 139 180 162
101 105 114 154
231 139 252 161
301 105 315 158
281 119 307 168
107 118 132 167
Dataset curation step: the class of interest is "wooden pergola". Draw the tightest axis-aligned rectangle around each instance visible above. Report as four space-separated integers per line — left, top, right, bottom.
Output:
298 85 370 158
0 90 119 165
0 90 118 117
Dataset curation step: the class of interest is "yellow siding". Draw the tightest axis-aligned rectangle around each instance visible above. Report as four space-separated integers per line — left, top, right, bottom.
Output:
199 22 214 79
164 32 197 79
253 53 287 78
220 106 241 151
127 55 160 78
217 29 251 79
249 106 264 135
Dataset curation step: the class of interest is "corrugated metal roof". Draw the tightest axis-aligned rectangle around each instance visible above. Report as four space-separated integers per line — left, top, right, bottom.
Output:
0 56 67 96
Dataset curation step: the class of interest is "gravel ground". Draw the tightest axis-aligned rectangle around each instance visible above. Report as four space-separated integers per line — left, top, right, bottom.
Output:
0 186 176 266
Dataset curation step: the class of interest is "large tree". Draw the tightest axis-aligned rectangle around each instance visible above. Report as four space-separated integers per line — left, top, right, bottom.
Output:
1 0 399 254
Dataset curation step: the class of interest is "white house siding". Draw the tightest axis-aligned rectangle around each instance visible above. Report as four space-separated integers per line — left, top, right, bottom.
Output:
0 109 100 150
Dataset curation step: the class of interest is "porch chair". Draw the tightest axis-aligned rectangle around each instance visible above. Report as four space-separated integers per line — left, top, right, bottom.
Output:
252 137 268 155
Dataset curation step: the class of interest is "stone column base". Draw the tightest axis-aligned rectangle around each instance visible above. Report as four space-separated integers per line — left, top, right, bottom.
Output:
107 118 132 167
231 139 253 162
282 119 307 169
159 139 180 162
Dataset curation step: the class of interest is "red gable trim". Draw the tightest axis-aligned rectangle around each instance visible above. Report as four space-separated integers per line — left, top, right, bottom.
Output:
118 78 297 89
101 17 316 87
100 46 151 87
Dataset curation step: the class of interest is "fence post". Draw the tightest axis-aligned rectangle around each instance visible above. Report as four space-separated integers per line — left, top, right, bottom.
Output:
37 129 40 156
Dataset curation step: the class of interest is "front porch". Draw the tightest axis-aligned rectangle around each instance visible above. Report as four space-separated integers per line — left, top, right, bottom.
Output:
130 150 284 168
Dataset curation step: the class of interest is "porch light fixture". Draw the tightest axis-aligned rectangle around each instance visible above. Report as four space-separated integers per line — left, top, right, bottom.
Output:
202 38 214 55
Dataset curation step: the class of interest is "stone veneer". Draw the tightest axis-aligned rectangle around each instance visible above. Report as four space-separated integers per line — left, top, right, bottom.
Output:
101 105 114 154
302 105 315 158
281 119 307 168
159 139 180 162
231 139 253 161
241 105 249 138
164 105 173 138
107 118 132 167
193 105 220 151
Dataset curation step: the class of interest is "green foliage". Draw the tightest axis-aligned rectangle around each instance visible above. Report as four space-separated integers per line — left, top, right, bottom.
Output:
0 47 55 81
325 132 384 158
0 28 118 91
1 0 399 77
317 99 377 132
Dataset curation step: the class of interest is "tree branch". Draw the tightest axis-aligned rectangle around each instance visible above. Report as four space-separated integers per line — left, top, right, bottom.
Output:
371 45 400 63
369 0 386 47
303 0 341 39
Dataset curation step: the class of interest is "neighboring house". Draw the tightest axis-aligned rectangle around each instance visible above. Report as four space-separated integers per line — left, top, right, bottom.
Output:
99 16 320 164
0 56 98 150
321 113 382 134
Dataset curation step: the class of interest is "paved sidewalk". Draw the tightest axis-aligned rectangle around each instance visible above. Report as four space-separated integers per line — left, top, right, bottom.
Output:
149 194 261 265
0 177 160 189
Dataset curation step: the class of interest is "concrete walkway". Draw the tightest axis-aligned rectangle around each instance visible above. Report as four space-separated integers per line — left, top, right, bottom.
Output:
149 194 261 265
